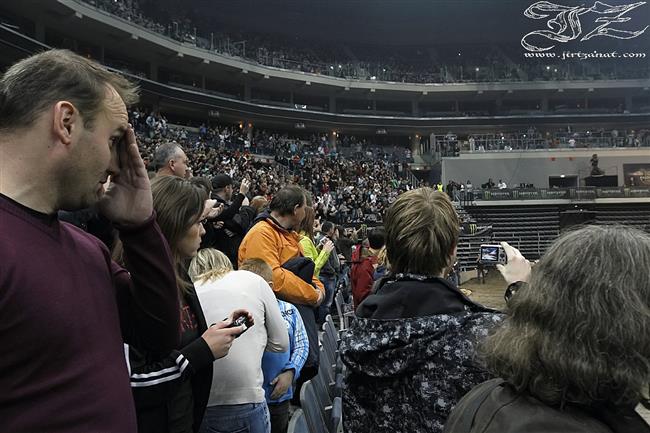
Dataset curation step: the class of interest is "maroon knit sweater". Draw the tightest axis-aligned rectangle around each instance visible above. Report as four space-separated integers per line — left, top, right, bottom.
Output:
0 194 180 433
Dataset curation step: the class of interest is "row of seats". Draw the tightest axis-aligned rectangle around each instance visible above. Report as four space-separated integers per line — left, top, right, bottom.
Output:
289 294 353 433
465 206 561 260
595 204 650 231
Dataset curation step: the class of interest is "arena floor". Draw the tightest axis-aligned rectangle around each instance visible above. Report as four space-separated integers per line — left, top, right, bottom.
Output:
461 270 650 422
461 269 507 310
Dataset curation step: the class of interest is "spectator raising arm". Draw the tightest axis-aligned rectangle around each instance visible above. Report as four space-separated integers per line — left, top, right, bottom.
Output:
100 126 180 351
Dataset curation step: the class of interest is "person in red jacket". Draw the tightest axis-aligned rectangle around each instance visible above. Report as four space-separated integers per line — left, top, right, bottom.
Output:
351 227 385 308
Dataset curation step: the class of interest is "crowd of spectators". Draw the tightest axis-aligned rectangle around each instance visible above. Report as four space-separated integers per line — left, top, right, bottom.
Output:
432 126 650 156
130 109 649 226
83 0 650 84
5 49 650 433
130 109 417 225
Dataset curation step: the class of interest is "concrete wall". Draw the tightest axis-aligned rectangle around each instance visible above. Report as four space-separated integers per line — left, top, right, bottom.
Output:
442 149 650 188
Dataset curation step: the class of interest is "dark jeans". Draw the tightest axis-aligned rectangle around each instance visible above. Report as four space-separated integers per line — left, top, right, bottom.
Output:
268 400 290 433
199 402 270 433
317 274 337 325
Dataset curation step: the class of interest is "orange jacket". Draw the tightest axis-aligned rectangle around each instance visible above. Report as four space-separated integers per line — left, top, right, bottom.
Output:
238 217 324 306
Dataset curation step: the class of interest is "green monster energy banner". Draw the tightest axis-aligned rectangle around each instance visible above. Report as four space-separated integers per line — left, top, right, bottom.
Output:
478 187 650 201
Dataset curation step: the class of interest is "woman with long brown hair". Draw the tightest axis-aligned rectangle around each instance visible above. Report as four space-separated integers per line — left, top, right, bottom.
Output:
298 204 334 278
126 175 252 433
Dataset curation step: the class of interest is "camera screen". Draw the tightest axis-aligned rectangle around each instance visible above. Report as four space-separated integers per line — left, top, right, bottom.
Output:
481 246 499 262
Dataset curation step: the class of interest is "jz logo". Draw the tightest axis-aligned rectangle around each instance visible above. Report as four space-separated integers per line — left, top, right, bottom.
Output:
521 1 649 52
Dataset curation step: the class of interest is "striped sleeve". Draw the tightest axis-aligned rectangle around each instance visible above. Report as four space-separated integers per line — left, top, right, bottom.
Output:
125 345 193 388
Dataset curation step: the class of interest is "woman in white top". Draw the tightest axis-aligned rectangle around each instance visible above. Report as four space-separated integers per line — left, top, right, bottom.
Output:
189 249 289 433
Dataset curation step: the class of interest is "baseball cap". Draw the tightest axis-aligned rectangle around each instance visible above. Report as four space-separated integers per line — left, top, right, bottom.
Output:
211 174 233 190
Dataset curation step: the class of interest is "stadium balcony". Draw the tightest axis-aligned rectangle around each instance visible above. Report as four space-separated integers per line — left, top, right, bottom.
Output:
1 1 648 127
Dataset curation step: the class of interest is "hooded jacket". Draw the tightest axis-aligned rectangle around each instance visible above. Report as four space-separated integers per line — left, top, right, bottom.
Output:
238 212 324 306
340 274 504 433
350 245 376 308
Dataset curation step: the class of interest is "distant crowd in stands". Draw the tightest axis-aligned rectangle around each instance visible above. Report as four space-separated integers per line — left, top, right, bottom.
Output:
130 110 417 225
434 126 650 156
84 0 650 84
130 110 649 223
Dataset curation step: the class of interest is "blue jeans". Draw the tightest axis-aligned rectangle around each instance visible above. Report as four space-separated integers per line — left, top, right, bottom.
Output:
318 274 337 324
199 402 270 433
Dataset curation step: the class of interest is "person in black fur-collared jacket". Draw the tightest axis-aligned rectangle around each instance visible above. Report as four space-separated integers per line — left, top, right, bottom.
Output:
340 188 504 433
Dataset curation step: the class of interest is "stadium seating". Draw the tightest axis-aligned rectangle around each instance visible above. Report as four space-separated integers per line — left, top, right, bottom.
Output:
290 296 350 433
464 206 560 260
594 204 650 231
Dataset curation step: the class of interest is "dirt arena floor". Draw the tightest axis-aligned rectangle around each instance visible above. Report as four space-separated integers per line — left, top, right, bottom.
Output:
459 269 650 422
460 269 507 310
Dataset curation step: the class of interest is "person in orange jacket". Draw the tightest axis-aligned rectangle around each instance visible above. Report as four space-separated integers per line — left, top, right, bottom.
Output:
239 185 325 403
239 185 324 306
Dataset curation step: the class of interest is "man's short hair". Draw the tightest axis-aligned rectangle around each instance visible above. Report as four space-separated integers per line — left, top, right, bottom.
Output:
269 185 305 216
367 227 386 250
321 221 334 235
250 196 269 214
384 188 459 276
153 142 183 171
0 49 138 132
240 258 273 284
211 174 233 191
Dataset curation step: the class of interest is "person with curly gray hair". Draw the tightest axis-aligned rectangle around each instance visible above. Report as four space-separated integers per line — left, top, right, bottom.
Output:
444 225 650 433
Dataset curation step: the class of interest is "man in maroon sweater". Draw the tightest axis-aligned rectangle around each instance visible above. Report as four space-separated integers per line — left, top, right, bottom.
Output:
0 50 180 432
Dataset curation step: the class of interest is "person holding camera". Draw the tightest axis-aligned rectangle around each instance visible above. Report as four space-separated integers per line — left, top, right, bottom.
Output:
444 226 650 433
316 221 341 324
188 249 289 433
340 188 503 433
298 206 334 278
126 176 252 433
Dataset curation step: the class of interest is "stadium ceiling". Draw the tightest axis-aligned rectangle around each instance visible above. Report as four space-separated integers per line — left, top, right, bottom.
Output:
143 0 650 48
144 0 528 45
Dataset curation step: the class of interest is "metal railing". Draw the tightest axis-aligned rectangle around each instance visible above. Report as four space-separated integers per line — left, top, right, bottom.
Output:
471 186 650 201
